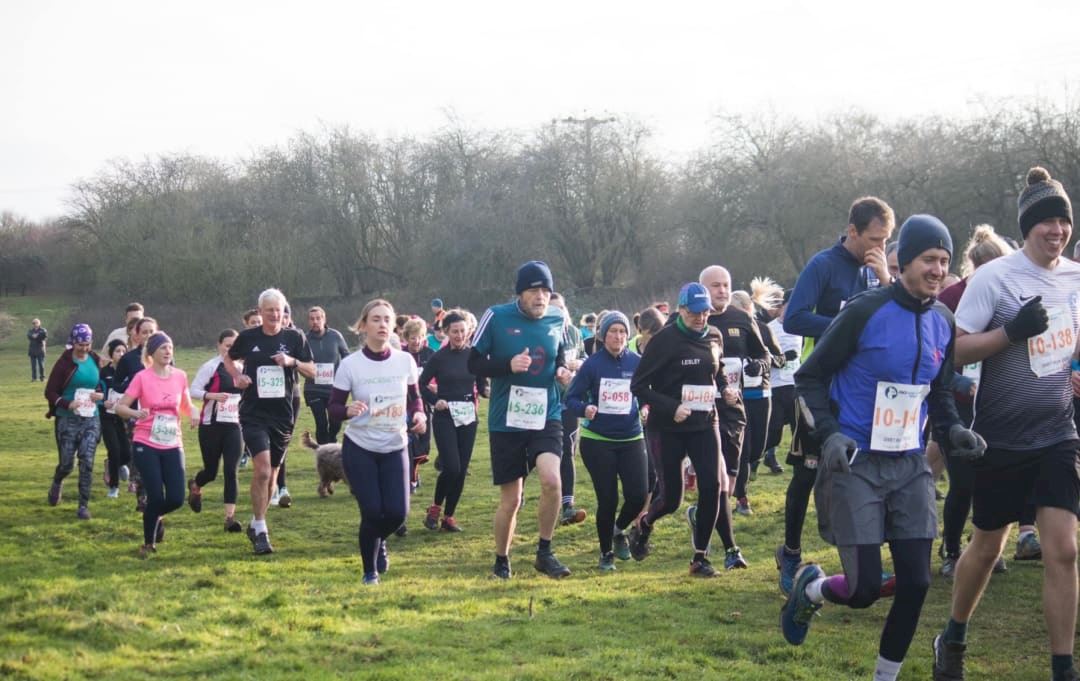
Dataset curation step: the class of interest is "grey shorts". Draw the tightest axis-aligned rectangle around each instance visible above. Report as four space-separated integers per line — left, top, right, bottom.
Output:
815 452 937 546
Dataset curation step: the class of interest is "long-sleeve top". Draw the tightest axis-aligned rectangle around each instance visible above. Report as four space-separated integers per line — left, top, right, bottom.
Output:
565 346 643 440
304 328 350 398
784 238 872 341
419 344 485 405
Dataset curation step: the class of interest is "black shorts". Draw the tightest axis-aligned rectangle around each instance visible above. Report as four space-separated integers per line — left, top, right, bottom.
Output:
720 429 742 477
971 440 1080 531
785 400 821 470
489 419 563 485
241 421 293 468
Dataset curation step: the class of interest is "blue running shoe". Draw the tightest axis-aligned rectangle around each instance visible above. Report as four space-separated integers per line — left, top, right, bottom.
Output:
362 572 380 586
775 544 801 597
780 563 824 645
724 546 748 570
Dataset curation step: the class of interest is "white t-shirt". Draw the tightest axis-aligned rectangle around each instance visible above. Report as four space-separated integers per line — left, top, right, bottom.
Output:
955 249 1080 449
768 318 803 388
333 349 419 453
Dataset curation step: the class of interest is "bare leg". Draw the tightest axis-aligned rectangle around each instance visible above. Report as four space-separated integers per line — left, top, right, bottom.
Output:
495 479 523 556
534 453 562 540
1038 507 1078 655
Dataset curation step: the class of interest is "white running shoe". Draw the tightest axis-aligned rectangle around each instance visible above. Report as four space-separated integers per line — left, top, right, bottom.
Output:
269 489 281 507
107 487 120 499
118 465 130 482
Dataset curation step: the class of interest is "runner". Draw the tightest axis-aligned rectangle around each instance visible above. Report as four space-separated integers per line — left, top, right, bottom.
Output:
223 288 314 555
304 306 350 444
764 289 800 476
99 339 131 498
784 214 978 681
468 260 574 579
431 298 446 329
629 282 739 576
114 332 196 558
419 311 485 532
565 311 647 571
933 168 1080 681
778 196 895 594
101 302 144 357
270 304 304 509
187 329 245 532
27 318 47 381
114 316 158 512
242 309 261 329
44 324 104 519
403 318 435 505
328 299 426 585
550 292 588 526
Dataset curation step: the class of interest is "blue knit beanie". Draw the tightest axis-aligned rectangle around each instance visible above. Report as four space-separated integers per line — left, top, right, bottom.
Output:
598 311 631 344
515 260 554 294
898 214 953 271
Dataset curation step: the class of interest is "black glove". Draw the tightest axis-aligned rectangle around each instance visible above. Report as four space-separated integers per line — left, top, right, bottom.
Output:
784 349 799 362
1004 296 1049 342
948 424 987 460
743 360 763 377
821 432 857 473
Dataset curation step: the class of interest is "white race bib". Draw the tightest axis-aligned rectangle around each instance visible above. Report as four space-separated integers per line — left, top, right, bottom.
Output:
369 391 406 431
1028 306 1075 378
777 357 800 383
870 382 929 452
256 365 286 398
448 400 477 427
597 378 633 415
149 414 179 447
681 384 717 412
721 358 742 391
506 386 548 430
314 363 335 385
742 359 763 389
106 389 123 415
217 394 241 424
73 388 97 418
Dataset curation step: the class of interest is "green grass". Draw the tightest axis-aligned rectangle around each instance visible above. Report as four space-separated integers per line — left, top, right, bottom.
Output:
0 295 1066 680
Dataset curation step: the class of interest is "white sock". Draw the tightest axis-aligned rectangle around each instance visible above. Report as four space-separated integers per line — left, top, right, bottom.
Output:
251 518 267 534
873 655 902 681
805 576 827 605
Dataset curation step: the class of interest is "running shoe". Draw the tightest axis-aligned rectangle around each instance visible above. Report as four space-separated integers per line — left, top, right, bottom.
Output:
238 454 249 469
107 487 120 499
628 524 652 561
992 556 1007 574
560 504 587 525
48 481 62 506
534 551 571 579
249 529 274 555
685 504 699 550
492 560 512 580
155 517 165 544
735 497 753 516
1014 533 1042 561
689 554 717 577
376 539 389 574
725 546 749 570
362 572 380 586
440 516 462 533
119 465 130 482
76 506 91 520
880 572 896 598
277 487 292 509
269 489 281 507
940 554 958 580
424 504 441 530
764 450 784 474
224 517 243 533
932 633 966 680
780 563 824 645
394 524 408 537
187 479 202 513
138 544 156 560
613 533 631 561
775 544 802 597
598 551 616 572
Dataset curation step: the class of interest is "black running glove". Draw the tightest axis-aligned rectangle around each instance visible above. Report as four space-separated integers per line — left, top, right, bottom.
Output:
821 432 857 473
784 350 799 362
1004 296 1049 342
948 424 987 460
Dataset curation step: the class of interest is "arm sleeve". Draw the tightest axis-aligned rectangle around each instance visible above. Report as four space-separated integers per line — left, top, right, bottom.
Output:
563 359 593 417
928 307 963 444
784 258 833 338
189 359 217 401
418 354 439 405
328 387 350 424
336 331 350 359
630 334 681 420
954 268 1000 334
467 348 513 378
744 317 772 375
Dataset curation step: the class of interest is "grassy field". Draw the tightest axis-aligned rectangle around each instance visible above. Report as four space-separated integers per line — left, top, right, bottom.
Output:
0 296 1067 680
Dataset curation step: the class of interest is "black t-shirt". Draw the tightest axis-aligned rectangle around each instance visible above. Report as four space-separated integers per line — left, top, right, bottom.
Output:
229 326 312 425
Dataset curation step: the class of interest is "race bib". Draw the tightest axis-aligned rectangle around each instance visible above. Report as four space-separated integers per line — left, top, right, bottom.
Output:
961 362 981 391
777 357 800 383
742 359 763 389
597 378 633 415
314 363 335 385
106 389 123 415
217 394 241 424
681 384 717 412
870 382 929 452
256 365 286 398
448 400 476 427
721 358 742 390
506 386 548 430
369 391 406 431
149 414 179 447
73 388 96 418
1028 306 1075 378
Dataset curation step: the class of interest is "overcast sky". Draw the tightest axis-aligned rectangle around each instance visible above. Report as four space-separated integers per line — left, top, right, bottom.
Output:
4 0 1080 221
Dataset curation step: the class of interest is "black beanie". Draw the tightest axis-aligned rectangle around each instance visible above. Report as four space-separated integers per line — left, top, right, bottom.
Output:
897 214 953 270
515 260 554 294
1018 166 1072 238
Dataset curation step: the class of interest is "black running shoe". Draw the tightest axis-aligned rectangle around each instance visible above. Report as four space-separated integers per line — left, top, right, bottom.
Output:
492 560 512 580
394 524 408 537
187 479 202 513
534 551 571 579
154 517 165 544
628 524 651 561
376 539 389 574
252 531 274 555
224 517 243 533
932 634 966 681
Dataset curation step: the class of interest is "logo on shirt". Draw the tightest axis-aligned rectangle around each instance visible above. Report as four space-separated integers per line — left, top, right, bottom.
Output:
506 328 522 336
252 345 261 352
681 358 701 366
1019 294 1036 303
278 344 290 354
727 328 741 337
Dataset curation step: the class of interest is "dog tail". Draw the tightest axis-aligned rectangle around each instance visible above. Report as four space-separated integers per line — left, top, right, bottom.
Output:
301 431 318 450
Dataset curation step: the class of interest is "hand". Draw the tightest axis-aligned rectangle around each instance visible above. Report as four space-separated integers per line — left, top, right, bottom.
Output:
90 391 105 402
567 359 583 372
639 405 650 423
135 409 150 420
510 348 532 373
346 400 368 418
784 349 799 362
409 412 427 435
673 404 691 423
555 367 572 386
821 432 858 473
104 400 116 410
1004 296 1049 342
189 415 201 430
584 405 598 419
272 352 293 368
434 400 449 411
722 386 739 405
235 375 252 389
948 424 987 460
744 361 762 378
864 247 890 285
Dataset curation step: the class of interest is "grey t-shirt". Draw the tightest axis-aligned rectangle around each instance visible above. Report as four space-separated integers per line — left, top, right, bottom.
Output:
955 249 1080 450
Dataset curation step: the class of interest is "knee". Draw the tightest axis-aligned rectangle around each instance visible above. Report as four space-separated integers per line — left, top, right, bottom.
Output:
440 458 461 477
1045 538 1078 567
537 469 561 494
848 582 880 609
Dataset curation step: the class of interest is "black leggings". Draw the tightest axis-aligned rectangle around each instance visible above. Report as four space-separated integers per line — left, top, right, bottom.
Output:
195 424 243 505
133 444 185 545
784 461 818 551
560 408 579 499
734 397 770 498
341 437 409 575
766 385 795 450
306 394 341 444
100 415 131 487
823 540 932 663
432 412 477 517
644 428 721 554
580 437 648 554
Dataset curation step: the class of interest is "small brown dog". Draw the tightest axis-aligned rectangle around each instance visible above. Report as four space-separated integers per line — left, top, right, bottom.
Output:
301 431 346 497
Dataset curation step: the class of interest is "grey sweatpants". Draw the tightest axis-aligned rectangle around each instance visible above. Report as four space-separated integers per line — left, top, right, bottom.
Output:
53 413 101 507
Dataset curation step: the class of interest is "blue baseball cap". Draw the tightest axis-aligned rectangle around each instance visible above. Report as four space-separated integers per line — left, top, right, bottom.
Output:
678 282 713 313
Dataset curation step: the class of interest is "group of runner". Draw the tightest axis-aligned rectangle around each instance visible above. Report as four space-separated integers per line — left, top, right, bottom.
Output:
38 165 1080 679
